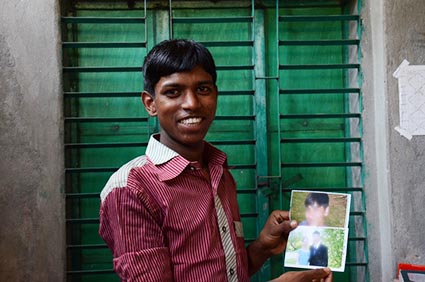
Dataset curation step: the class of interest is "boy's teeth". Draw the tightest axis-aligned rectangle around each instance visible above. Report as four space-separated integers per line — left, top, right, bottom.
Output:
180 117 201 125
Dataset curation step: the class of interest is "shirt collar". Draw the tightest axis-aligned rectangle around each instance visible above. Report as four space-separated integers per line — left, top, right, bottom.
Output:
145 134 228 182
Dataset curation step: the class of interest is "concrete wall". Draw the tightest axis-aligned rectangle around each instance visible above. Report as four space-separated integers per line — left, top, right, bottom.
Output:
0 0 65 281
362 0 425 281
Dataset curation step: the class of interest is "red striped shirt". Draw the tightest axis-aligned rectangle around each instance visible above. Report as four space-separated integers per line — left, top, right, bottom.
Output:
99 135 249 281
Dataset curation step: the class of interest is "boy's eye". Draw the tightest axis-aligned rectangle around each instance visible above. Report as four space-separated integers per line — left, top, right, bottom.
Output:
164 89 179 97
197 86 211 95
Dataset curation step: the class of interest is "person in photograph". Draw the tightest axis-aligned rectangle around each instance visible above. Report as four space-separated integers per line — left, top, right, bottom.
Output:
299 192 330 227
309 231 328 267
297 236 311 265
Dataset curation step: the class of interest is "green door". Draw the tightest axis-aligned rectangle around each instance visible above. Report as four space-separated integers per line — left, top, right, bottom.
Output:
63 1 367 281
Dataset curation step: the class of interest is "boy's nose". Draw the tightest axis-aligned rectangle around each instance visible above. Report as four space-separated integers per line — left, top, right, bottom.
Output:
182 91 200 109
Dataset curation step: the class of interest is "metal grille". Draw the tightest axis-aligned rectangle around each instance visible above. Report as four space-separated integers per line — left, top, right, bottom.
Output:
62 1 367 281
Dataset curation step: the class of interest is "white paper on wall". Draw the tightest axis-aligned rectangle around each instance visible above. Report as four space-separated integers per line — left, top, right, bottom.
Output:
393 60 425 140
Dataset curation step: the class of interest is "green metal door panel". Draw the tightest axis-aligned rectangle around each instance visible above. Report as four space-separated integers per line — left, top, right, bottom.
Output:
63 1 367 281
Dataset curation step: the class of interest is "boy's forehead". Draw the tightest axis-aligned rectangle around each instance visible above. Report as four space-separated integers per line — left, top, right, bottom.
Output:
157 66 214 84
307 203 327 209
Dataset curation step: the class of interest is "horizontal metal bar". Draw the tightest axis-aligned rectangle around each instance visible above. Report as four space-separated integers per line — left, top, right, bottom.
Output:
281 137 361 143
345 262 368 267
280 113 361 119
348 236 367 241
281 187 364 192
67 269 114 275
214 115 255 121
65 142 148 149
281 162 362 167
279 15 359 22
237 189 257 194
173 16 252 24
65 164 256 174
219 90 255 96
279 39 360 46
66 218 99 224
279 63 360 70
67 244 107 249
63 66 142 73
241 213 258 218
63 42 146 48
279 88 360 94
65 167 118 173
216 65 254 71
350 211 366 216
210 140 255 146
64 91 141 98
62 17 146 24
64 117 148 123
66 193 100 199
199 41 254 47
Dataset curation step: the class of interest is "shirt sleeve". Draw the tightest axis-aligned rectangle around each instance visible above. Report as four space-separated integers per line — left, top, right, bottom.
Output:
99 186 172 281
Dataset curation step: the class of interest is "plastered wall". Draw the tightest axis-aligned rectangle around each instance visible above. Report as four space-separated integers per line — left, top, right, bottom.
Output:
362 0 425 281
0 1 64 281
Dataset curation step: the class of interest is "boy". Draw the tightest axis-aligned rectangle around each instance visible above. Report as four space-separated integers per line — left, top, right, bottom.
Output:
99 39 332 282
309 231 329 267
299 192 330 227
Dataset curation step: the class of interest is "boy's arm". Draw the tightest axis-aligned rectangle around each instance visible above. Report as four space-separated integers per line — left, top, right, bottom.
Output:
99 187 172 281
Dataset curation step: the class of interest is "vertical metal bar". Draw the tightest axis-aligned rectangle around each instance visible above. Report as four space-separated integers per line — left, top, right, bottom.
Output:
168 0 173 39
357 0 369 281
253 4 270 281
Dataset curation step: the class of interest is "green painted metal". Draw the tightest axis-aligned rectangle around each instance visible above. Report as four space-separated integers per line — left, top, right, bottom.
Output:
62 1 368 281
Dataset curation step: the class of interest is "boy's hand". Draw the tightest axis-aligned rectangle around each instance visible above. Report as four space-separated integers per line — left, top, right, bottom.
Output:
271 268 333 282
257 210 298 256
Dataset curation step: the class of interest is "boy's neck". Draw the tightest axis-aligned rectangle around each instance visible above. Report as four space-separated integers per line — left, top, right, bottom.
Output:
157 134 207 167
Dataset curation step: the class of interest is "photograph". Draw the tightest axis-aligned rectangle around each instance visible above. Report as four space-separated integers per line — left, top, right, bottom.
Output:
284 226 349 272
289 190 351 228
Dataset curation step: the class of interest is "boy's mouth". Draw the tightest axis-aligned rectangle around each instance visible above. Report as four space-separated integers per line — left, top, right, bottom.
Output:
179 117 203 126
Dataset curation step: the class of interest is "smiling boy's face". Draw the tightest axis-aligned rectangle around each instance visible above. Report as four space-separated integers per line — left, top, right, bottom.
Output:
305 203 329 226
142 65 218 154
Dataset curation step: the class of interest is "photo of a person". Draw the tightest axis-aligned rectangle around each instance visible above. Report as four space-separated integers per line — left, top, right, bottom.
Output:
297 237 311 265
299 193 330 227
309 231 328 267
290 190 351 228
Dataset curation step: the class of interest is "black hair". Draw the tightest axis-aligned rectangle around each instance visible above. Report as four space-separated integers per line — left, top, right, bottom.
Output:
142 39 217 96
304 192 329 208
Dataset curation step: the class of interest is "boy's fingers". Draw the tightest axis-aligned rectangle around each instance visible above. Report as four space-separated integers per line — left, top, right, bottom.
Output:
305 268 332 281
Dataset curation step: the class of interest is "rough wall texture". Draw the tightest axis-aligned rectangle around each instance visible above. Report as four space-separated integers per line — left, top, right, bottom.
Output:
385 0 425 269
352 0 425 281
0 0 64 281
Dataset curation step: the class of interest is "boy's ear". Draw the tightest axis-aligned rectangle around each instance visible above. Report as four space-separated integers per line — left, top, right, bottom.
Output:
141 91 157 116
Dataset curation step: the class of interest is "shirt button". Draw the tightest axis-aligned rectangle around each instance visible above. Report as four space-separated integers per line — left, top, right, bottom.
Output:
190 166 195 171
229 268 235 275
221 226 227 233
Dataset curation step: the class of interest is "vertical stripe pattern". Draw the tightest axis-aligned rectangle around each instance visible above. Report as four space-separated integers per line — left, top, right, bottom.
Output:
99 135 249 282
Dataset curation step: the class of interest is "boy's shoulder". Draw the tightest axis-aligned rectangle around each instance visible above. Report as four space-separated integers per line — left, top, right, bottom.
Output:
100 155 148 202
